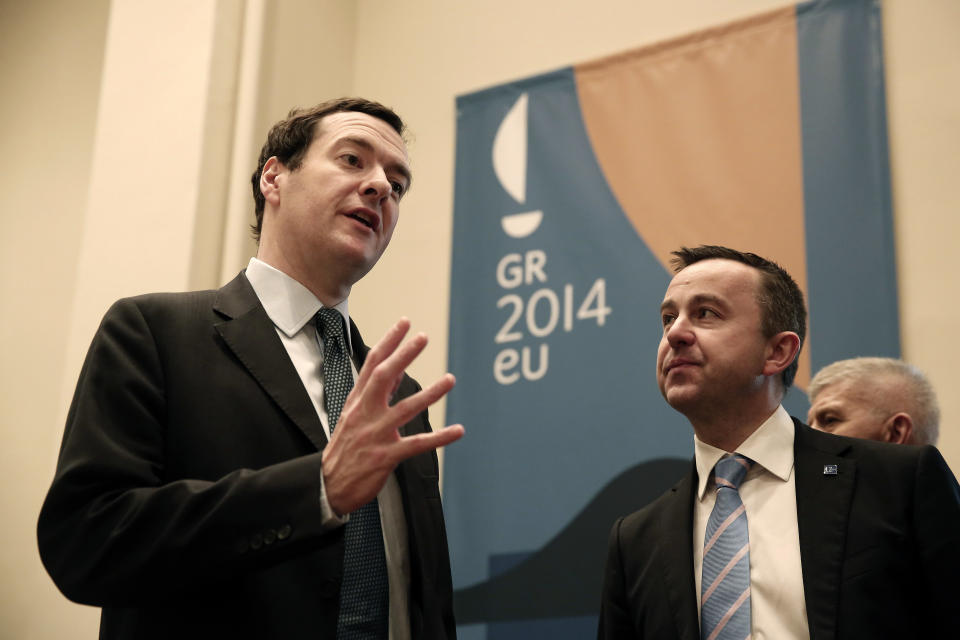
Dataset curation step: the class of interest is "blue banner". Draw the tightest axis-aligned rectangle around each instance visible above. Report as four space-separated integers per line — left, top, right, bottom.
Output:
444 2 897 637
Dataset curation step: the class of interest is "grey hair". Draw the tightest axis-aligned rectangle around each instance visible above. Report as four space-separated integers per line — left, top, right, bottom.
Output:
809 357 940 445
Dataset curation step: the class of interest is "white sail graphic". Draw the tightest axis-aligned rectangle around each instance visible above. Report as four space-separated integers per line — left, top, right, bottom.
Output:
492 93 543 238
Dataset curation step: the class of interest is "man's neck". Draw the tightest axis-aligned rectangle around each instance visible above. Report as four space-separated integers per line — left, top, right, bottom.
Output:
301 276 350 308
255 252 352 307
686 394 782 453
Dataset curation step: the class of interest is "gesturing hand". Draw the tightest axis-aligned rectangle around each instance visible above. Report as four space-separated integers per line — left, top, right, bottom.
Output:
321 318 464 516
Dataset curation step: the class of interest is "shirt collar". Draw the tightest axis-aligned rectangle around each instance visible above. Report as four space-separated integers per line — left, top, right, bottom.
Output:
694 404 795 500
245 257 351 349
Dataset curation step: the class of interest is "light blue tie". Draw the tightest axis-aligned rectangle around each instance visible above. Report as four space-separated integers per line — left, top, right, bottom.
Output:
317 309 389 639
701 454 753 640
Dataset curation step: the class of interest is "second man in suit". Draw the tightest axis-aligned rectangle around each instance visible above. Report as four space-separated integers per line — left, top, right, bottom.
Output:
598 245 960 639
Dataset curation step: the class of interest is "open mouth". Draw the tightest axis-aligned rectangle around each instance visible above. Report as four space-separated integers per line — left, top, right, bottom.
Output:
346 212 375 229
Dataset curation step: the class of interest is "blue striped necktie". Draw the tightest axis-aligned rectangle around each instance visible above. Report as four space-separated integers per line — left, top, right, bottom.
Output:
316 308 389 639
701 454 753 640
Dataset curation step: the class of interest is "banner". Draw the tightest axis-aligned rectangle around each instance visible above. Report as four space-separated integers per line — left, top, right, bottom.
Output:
445 1 897 637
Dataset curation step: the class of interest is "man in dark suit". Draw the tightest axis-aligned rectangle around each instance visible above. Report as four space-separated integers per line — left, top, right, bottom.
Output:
598 245 960 639
38 98 464 639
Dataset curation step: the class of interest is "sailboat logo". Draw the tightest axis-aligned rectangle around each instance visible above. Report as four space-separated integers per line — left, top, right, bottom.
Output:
493 93 543 238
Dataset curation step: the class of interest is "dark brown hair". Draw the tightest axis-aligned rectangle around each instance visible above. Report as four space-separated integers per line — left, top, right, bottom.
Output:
671 245 807 389
250 97 406 241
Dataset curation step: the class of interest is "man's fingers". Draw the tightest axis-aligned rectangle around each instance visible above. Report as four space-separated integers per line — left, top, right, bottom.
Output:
387 369 406 405
388 374 456 425
355 318 410 389
394 425 466 462
366 332 429 399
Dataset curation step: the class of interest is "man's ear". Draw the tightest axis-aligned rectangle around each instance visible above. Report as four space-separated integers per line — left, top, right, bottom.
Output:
260 156 283 207
762 331 801 378
882 412 914 445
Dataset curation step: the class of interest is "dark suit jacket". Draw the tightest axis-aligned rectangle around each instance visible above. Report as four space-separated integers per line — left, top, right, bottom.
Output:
38 273 455 640
598 418 960 639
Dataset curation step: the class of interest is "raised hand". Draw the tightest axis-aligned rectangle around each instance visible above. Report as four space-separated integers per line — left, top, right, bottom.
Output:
321 318 464 516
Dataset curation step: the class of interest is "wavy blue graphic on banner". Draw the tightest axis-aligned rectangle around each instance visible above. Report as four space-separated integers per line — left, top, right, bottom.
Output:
446 68 691 637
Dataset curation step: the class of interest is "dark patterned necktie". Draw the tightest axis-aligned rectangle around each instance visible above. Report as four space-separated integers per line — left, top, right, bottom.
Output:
316 308 389 639
700 454 753 640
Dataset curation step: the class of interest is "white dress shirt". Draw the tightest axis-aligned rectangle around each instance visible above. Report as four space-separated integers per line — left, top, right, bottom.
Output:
693 405 810 640
246 257 410 640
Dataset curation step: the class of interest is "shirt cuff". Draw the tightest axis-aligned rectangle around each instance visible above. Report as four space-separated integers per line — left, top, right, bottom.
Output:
319 469 350 529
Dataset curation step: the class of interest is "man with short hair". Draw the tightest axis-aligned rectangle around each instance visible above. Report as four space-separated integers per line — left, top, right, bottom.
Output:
38 98 463 639
598 245 960 639
808 356 940 445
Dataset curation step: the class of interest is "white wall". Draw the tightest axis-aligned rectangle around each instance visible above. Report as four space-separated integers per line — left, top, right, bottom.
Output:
3 0 957 636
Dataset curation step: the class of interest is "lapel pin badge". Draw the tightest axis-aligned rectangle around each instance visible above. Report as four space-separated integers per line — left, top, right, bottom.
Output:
823 464 838 476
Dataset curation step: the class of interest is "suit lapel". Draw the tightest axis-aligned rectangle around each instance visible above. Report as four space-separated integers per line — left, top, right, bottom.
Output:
659 464 701 640
793 418 855 640
213 272 329 451
347 318 370 379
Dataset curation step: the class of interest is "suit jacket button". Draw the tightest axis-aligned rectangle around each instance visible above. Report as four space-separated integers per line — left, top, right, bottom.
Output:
264 528 277 545
250 533 263 550
236 537 250 554
277 524 292 540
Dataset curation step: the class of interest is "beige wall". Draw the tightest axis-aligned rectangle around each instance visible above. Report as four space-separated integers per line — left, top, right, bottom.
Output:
1 0 111 635
884 0 960 456
3 0 956 635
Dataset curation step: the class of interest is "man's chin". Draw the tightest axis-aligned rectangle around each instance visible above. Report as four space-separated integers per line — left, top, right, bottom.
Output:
663 386 700 413
336 245 384 279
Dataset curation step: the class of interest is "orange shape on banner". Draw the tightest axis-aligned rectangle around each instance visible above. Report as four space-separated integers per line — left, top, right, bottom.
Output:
575 6 811 390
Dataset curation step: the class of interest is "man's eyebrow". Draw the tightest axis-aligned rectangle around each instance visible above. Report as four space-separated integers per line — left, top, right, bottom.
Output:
659 292 727 313
689 293 726 308
340 136 412 188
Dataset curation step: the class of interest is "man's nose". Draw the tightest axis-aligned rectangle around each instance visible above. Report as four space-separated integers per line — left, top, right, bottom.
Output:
361 166 391 201
665 315 694 348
